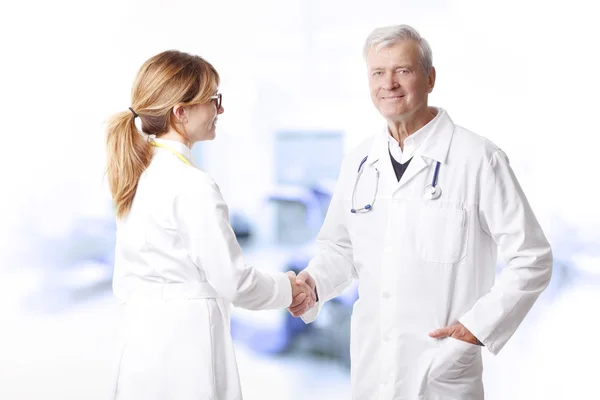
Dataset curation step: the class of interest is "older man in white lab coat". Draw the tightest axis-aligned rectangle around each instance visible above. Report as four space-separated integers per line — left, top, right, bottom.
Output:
288 25 552 399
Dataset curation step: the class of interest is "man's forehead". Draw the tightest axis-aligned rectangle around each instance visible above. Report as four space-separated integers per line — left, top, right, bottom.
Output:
367 46 417 69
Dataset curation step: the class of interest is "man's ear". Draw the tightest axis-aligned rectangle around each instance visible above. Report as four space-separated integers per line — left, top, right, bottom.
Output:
427 66 436 93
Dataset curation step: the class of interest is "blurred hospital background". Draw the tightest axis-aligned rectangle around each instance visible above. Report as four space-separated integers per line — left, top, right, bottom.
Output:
1 0 599 399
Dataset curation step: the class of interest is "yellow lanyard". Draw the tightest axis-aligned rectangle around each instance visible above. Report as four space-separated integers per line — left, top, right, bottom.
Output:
150 142 191 166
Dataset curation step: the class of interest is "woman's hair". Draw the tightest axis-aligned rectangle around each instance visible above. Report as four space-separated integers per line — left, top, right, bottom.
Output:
105 50 220 218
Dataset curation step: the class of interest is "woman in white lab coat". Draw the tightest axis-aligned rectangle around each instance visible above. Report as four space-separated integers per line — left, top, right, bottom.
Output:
105 50 313 400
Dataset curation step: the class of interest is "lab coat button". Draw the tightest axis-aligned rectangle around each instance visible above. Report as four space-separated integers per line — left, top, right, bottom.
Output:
382 292 391 299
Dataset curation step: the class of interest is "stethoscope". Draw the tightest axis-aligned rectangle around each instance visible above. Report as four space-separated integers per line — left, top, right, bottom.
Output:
350 156 442 214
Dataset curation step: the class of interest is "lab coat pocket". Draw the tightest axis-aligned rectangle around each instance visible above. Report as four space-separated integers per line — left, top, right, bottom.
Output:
416 202 469 264
429 337 479 382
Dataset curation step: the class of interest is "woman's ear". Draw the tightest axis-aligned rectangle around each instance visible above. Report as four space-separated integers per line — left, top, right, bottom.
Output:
172 104 187 124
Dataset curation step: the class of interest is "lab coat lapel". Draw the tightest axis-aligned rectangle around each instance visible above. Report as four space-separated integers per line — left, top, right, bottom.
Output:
393 155 429 193
391 110 456 195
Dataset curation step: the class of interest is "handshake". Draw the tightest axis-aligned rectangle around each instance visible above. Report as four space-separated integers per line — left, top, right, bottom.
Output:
286 271 317 317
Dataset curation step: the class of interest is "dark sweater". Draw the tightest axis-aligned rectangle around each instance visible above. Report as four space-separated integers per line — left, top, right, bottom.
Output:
389 149 413 182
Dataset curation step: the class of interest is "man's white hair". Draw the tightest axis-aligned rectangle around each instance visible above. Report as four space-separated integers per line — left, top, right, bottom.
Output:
363 24 433 73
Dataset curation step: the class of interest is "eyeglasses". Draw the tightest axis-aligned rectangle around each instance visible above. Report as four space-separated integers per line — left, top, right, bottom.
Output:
210 93 222 109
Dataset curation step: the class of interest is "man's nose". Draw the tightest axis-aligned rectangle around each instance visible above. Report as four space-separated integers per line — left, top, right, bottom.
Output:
382 73 399 91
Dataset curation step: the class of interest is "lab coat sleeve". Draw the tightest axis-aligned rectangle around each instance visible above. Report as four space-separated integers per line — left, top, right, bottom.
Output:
173 176 292 310
302 159 358 323
459 150 552 355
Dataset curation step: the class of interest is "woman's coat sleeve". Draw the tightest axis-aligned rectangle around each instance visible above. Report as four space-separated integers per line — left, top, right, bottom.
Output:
173 176 292 310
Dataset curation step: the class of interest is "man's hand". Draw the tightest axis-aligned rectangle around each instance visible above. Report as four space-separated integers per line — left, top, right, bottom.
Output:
287 271 317 317
286 271 313 313
429 322 483 346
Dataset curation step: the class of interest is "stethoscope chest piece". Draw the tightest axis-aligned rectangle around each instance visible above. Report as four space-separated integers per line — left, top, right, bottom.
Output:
423 184 442 200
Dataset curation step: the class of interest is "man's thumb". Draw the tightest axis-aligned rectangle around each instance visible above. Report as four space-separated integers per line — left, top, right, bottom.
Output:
429 327 450 338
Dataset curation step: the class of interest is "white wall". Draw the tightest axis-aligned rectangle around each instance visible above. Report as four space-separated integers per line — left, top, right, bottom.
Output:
3 0 598 234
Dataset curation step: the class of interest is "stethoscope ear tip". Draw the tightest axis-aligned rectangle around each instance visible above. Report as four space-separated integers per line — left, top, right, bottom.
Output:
350 209 357 214
365 204 372 210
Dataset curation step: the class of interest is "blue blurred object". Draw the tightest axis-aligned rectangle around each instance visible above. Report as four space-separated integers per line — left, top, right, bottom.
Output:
22 215 117 312
230 182 358 366
230 210 253 244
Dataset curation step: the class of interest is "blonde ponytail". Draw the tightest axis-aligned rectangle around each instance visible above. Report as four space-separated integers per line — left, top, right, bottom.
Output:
105 111 153 218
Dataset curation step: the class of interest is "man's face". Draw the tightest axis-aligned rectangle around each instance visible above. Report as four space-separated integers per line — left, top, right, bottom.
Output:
367 40 435 121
